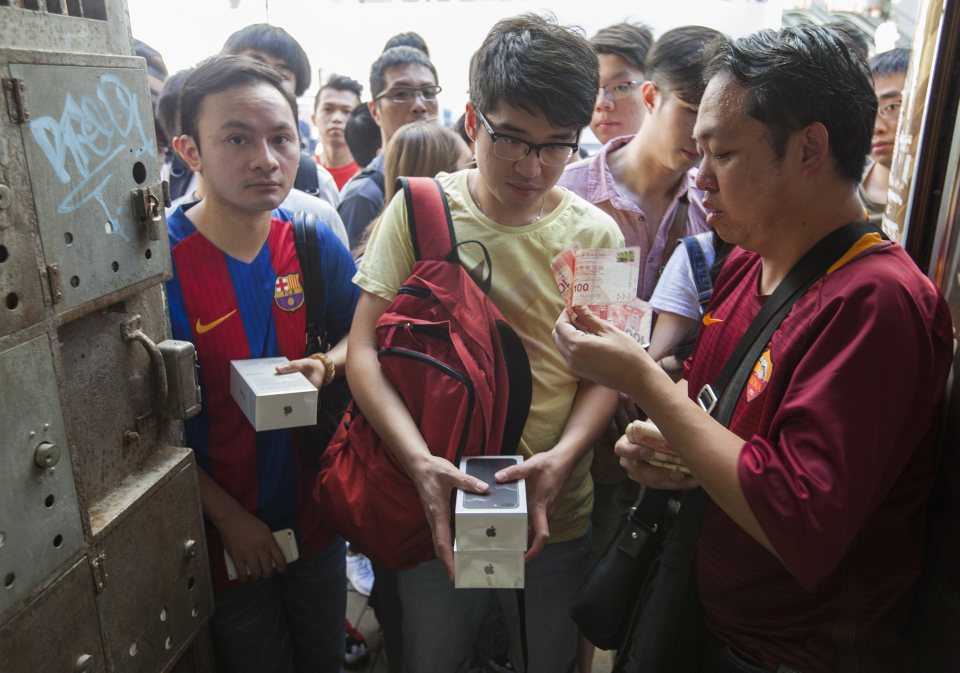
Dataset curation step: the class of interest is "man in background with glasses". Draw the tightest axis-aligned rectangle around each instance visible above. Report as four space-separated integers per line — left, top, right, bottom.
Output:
338 45 440 248
590 22 654 146
348 15 623 673
858 48 910 229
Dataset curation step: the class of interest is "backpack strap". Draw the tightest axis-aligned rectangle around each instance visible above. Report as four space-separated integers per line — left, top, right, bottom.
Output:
680 235 713 308
400 176 456 261
292 210 325 355
659 194 690 277
295 152 320 196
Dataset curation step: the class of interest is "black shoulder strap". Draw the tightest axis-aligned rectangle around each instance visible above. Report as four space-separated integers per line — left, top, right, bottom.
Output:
292 210 325 355
295 152 320 196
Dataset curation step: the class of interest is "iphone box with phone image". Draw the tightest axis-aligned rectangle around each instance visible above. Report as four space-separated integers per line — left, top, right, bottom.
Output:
230 357 318 431
224 528 300 580
455 455 527 551
453 540 525 589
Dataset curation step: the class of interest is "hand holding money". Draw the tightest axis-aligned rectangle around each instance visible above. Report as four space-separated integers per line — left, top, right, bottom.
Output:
551 246 652 345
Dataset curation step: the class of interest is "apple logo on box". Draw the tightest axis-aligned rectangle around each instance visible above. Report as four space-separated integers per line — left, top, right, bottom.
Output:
484 563 495 575
486 525 497 538
283 405 293 416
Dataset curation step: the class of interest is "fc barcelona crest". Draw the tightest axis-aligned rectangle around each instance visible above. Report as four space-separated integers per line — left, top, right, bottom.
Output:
274 273 305 312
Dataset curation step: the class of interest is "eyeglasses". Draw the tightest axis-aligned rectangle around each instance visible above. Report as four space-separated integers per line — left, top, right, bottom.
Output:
375 85 442 104
877 99 902 120
598 80 643 101
474 108 579 166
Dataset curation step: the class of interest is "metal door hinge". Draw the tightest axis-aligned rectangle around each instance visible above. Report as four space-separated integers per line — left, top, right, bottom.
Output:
46 264 63 304
3 78 30 123
91 552 107 593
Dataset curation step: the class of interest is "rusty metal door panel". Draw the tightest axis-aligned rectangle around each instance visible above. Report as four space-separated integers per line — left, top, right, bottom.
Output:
0 118 47 337
0 334 85 617
0 2 132 58
57 287 171 510
93 454 213 673
6 55 169 316
0 557 106 673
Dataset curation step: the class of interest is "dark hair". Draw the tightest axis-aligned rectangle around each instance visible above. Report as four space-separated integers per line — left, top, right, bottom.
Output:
453 113 472 147
469 14 598 129
222 24 311 96
345 103 382 168
824 20 870 61
590 22 654 73
646 26 724 105
315 74 363 111
703 24 876 183
369 46 438 100
180 55 298 152
871 48 911 78
156 69 192 141
383 31 430 57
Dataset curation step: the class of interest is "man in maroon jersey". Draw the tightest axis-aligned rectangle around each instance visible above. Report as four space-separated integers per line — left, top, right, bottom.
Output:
553 25 952 673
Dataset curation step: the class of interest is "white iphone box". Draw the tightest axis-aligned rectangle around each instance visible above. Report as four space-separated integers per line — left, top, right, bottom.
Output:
454 541 525 589
455 456 527 551
230 357 318 431
224 528 300 580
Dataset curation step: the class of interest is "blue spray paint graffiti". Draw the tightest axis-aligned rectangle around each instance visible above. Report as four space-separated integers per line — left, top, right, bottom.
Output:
28 74 154 242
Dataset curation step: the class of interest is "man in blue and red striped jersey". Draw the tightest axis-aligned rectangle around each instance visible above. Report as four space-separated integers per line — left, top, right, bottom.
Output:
165 55 358 673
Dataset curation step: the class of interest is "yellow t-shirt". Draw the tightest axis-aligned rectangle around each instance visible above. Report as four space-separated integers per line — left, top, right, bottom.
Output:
354 170 624 542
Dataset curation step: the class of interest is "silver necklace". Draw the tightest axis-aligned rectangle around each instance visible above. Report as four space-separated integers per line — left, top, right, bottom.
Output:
470 173 546 225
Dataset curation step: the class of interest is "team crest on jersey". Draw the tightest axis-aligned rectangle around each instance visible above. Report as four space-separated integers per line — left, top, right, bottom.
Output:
274 273 305 312
745 348 773 403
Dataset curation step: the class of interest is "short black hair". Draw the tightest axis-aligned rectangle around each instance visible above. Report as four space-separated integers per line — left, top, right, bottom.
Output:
871 48 911 78
453 113 472 147
345 103 382 168
315 74 363 112
824 20 870 61
180 55 298 153
222 24 311 96
704 24 876 183
469 14 598 129
156 68 192 141
646 25 724 105
590 22 654 73
369 46 438 100
383 31 430 57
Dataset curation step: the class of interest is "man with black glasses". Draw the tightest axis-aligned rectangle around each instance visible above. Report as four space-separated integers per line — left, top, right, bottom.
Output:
338 45 441 248
347 15 622 672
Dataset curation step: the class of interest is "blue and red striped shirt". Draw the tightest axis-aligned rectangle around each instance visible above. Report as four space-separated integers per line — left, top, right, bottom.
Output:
166 204 358 589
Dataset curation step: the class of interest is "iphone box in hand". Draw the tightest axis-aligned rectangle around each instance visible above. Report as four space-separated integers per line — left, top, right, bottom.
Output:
455 455 527 551
454 540 524 589
230 357 318 431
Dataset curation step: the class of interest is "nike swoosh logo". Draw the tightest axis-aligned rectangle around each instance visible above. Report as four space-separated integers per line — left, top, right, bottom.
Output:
702 311 723 326
196 309 237 334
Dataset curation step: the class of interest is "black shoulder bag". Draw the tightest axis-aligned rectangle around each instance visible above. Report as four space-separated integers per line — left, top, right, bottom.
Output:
570 221 886 671
292 210 353 472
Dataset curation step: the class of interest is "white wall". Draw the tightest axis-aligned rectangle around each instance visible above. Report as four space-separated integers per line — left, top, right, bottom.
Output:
128 0 784 128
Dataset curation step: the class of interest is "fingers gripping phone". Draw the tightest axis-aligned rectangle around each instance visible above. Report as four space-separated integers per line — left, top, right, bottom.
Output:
224 528 299 580
461 457 521 509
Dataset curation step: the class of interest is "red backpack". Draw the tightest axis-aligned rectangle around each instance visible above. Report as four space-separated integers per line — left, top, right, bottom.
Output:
316 177 532 571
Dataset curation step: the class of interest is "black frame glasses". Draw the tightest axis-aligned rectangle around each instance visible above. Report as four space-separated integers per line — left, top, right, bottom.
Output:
374 85 442 104
474 107 579 166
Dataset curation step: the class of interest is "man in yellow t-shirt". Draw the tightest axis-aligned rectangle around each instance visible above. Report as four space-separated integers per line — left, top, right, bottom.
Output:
347 15 622 673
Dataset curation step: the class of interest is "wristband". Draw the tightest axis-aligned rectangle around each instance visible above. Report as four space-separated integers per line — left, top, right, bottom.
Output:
309 352 336 387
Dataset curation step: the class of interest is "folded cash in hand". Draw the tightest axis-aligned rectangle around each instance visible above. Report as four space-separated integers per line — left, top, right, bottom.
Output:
551 246 652 345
